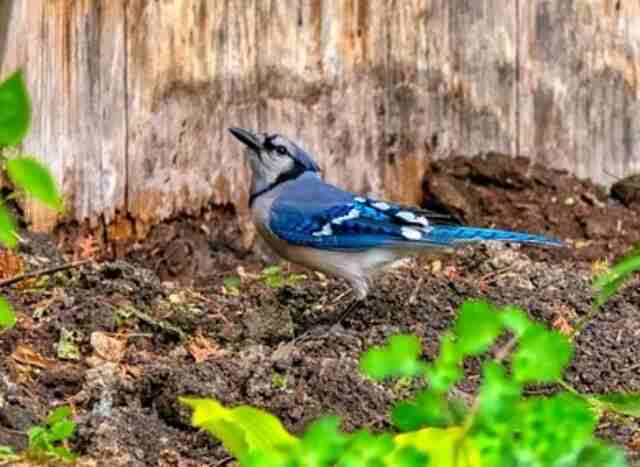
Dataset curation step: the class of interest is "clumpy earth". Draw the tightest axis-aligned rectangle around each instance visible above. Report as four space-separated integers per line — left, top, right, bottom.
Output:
1 153 639 466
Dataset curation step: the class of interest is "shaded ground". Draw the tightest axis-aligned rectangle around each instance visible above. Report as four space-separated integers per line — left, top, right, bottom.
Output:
1 153 639 466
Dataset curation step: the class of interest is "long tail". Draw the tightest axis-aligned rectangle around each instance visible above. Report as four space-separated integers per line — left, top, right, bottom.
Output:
424 226 565 248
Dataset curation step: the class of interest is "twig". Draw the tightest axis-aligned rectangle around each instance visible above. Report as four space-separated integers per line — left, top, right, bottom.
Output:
184 289 231 325
0 426 24 436
461 335 519 432
452 334 520 466
409 276 425 304
479 264 518 283
0 258 93 288
215 456 234 467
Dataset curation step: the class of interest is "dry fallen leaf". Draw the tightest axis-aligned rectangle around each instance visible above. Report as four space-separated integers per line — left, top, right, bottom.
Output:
444 265 460 280
187 335 224 363
120 363 144 379
0 248 23 279
90 331 126 362
11 344 56 369
74 233 99 260
627 432 640 451
552 315 574 336
551 304 576 336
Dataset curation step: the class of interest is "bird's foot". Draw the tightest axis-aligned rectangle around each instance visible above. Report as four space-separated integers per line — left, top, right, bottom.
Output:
292 298 362 344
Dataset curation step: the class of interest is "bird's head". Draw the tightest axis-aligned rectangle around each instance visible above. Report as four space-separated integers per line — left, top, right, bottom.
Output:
229 128 320 201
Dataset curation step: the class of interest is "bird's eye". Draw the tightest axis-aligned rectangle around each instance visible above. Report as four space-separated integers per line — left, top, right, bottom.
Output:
276 145 287 155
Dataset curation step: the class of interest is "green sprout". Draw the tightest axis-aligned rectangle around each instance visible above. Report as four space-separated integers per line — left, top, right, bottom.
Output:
1 406 78 464
259 265 306 289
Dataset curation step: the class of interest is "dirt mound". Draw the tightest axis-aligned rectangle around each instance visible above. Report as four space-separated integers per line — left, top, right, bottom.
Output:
423 152 640 262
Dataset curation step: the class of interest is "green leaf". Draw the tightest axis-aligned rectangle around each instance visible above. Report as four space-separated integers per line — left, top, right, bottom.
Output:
56 328 80 360
594 274 627 309
594 249 640 307
48 419 76 442
299 416 348 465
512 324 572 383
392 389 467 431
454 300 503 355
476 362 522 435
0 445 18 462
180 397 299 461
518 393 596 463
48 445 78 462
360 334 425 380
588 392 640 417
394 426 480 467
261 265 281 276
0 445 15 454
223 276 241 289
425 335 463 393
384 445 429 467
27 425 48 450
425 363 463 394
0 70 31 146
0 296 16 329
242 449 291 467
0 203 17 248
572 441 628 467
6 156 63 211
284 273 306 286
339 431 395 467
500 306 532 337
46 406 72 426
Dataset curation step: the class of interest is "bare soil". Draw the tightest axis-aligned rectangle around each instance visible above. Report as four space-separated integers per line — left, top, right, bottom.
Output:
1 153 639 466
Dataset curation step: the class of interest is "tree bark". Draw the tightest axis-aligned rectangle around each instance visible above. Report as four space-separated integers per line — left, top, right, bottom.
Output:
0 1 638 239
0 0 13 71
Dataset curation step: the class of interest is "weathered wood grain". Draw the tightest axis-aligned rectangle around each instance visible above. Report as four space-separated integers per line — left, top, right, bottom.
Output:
1 0 638 239
1 0 127 231
518 0 640 182
0 0 13 70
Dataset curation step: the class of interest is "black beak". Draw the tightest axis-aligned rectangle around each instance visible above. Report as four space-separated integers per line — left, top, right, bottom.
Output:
229 127 262 152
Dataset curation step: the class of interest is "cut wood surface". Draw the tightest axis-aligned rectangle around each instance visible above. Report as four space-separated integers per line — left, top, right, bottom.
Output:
1 0 639 241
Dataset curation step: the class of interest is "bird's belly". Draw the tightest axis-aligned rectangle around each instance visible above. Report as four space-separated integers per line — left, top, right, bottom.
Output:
256 222 396 280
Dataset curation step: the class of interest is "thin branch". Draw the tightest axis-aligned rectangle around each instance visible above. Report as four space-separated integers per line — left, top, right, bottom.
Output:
461 334 519 432
0 258 93 287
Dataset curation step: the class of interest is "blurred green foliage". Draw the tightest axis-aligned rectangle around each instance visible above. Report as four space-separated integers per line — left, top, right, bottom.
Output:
182 299 634 466
260 265 306 288
0 70 63 332
593 245 640 308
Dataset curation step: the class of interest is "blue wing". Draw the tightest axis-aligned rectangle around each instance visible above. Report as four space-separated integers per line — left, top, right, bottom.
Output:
268 176 454 250
269 175 564 251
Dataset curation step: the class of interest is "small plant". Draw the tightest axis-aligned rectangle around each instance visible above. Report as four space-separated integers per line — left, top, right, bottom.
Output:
259 265 306 289
0 445 19 464
0 406 78 464
593 244 640 308
223 275 242 295
182 299 635 466
0 70 63 331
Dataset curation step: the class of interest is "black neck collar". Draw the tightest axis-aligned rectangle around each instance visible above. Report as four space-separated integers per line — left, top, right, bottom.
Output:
249 165 308 207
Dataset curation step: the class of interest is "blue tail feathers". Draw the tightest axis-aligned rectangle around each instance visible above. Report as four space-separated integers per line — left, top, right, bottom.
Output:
425 226 565 248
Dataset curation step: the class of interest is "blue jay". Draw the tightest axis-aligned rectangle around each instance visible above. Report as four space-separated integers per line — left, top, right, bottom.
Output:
229 128 564 304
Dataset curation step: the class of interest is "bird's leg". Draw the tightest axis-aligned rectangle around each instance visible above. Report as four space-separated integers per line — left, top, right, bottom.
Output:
292 279 368 343
330 276 371 325
333 297 363 326
293 296 362 344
